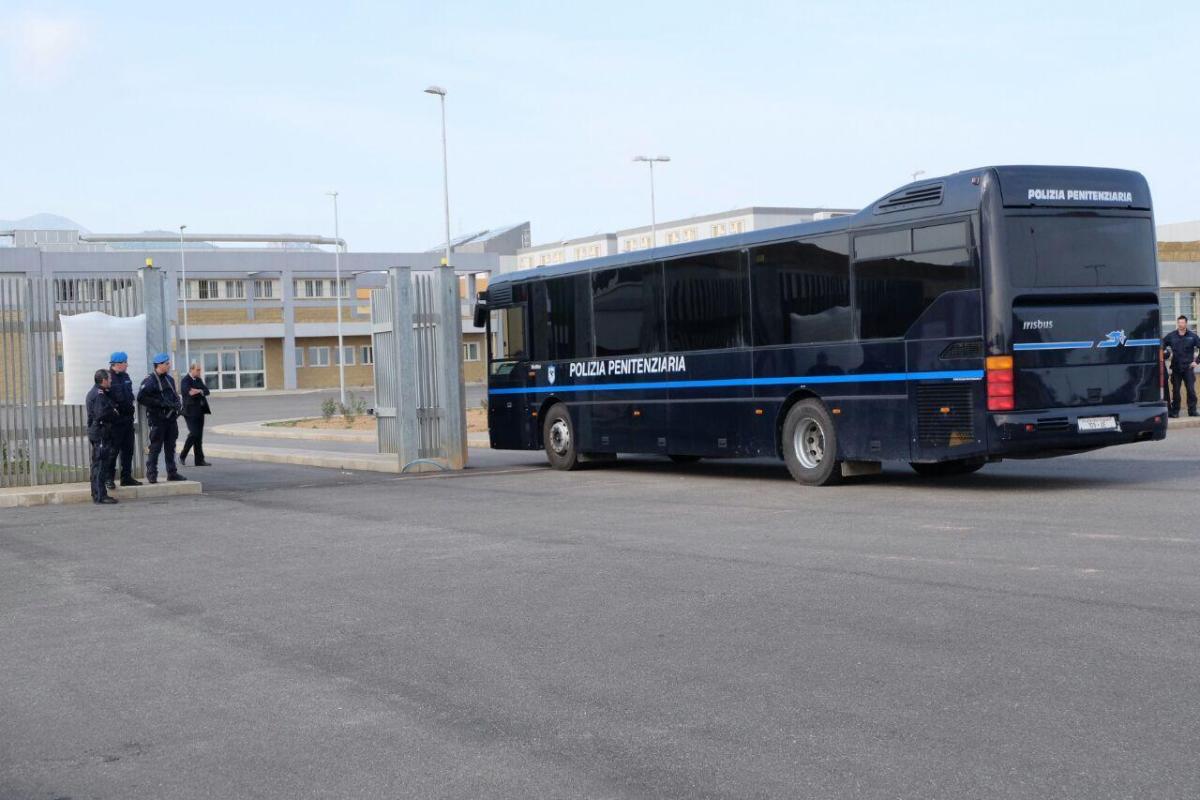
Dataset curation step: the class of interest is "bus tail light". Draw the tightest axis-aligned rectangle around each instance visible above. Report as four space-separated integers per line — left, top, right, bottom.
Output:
986 355 1014 412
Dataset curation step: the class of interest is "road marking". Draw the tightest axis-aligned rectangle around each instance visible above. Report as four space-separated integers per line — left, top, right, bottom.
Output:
1070 533 1194 544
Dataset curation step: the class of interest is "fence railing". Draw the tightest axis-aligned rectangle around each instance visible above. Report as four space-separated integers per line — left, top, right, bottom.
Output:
1 268 170 489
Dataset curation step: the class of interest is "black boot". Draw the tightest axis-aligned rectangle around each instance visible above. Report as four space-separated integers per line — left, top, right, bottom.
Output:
121 477 142 487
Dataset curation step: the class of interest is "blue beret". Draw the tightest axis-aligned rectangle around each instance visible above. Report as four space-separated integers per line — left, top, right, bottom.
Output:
152 352 171 365
110 351 128 364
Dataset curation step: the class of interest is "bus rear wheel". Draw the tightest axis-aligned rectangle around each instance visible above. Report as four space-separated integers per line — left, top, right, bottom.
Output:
542 403 581 470
782 400 842 486
910 459 986 477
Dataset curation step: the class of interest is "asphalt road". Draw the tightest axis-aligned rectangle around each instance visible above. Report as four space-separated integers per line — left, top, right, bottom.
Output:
202 384 486 425
2 432 1199 799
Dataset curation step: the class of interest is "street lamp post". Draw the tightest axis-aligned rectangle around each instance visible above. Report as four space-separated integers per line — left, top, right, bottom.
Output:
424 84 466 469
633 155 670 249
326 191 346 408
424 85 451 268
178 224 190 369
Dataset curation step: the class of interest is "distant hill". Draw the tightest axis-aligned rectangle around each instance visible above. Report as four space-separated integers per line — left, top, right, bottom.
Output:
0 213 88 232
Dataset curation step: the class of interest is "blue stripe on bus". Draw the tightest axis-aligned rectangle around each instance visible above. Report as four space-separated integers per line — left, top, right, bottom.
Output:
488 369 985 396
1013 341 1094 351
1124 338 1160 347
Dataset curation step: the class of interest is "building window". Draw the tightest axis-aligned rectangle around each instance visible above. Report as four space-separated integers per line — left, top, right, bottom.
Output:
360 345 374 365
198 345 266 390
666 231 680 245
307 346 330 367
198 280 218 299
332 345 355 366
681 228 696 242
463 341 480 361
225 280 245 299
730 220 745 234
294 348 304 368
711 223 728 237
254 279 276 299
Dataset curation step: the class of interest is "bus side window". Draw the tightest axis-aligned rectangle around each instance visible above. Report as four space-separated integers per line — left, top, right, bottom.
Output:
489 306 528 367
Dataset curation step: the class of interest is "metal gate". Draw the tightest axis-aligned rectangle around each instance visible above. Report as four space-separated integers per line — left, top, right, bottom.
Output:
0 273 146 487
370 266 466 470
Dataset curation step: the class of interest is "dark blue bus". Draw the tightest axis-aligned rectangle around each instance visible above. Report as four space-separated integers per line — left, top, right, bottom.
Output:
477 166 1166 485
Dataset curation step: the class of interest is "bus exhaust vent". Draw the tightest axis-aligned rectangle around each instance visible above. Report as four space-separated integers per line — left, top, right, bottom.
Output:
489 283 513 306
916 383 974 448
939 340 984 360
876 183 945 214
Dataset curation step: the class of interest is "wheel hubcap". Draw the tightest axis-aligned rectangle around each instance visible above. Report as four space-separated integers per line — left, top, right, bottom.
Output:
793 418 825 470
549 419 571 455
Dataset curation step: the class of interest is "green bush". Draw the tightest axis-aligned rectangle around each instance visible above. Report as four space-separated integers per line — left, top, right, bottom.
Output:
320 398 337 422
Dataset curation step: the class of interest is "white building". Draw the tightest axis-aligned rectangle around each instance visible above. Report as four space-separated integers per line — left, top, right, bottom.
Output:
516 206 856 270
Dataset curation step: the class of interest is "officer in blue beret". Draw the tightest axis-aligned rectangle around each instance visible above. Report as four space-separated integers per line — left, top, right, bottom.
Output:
136 353 185 483
106 351 141 488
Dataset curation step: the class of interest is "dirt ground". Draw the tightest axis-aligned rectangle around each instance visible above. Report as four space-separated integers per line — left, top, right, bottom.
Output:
269 407 489 433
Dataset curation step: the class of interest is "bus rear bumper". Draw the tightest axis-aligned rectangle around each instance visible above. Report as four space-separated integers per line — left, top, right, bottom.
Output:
986 403 1167 458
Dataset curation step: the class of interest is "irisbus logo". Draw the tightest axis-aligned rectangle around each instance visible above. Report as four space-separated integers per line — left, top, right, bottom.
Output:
1022 320 1054 330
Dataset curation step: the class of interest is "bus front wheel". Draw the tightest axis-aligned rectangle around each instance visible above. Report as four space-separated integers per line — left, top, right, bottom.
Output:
782 400 842 486
542 403 581 471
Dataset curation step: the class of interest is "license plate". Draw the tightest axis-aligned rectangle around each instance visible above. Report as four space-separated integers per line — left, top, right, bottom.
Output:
1077 415 1118 432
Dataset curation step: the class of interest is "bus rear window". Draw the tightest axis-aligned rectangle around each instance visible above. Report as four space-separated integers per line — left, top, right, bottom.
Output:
1004 216 1156 288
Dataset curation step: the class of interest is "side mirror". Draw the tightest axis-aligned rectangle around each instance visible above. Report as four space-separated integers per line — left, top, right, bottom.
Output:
472 292 488 328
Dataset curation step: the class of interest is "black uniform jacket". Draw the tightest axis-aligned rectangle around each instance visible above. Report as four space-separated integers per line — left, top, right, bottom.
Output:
137 371 182 423
108 370 136 423
1163 329 1200 372
85 385 117 443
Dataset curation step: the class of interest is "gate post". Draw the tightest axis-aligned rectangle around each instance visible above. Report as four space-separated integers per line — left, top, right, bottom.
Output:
390 268 421 468
433 264 467 469
140 263 171 372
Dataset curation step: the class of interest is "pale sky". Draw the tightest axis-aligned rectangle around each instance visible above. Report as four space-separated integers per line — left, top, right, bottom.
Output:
2 0 1197 252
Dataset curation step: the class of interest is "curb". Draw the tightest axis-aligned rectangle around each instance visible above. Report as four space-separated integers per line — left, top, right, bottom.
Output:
211 419 375 443
1168 416 1200 430
202 443 412 473
0 480 202 509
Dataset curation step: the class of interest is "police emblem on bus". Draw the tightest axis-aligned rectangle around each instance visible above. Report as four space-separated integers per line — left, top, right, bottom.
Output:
1098 330 1127 348
547 365 556 384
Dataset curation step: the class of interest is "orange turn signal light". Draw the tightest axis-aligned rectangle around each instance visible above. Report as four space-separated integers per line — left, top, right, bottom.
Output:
986 355 1013 370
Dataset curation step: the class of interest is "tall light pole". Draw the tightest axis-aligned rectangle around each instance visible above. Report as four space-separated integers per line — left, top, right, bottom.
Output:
632 155 670 249
424 83 466 468
326 191 346 407
424 85 451 268
178 224 190 369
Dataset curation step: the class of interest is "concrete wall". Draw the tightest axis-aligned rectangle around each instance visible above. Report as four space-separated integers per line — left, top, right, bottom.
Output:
294 335 375 389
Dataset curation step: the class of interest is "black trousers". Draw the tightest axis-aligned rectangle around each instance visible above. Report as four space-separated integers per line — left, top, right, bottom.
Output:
1170 368 1197 415
147 417 179 478
90 439 112 501
108 420 135 481
180 414 205 462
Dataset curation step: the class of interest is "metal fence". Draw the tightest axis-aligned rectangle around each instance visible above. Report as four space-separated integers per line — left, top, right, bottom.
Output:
0 273 147 488
370 267 466 470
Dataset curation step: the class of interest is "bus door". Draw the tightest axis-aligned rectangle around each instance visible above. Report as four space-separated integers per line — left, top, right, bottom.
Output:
487 299 536 450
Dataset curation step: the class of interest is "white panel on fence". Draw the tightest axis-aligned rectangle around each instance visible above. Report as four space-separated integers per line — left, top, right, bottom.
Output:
60 312 148 405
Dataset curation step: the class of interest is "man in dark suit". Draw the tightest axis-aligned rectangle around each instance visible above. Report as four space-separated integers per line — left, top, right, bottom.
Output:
85 369 119 504
179 361 212 466
137 353 185 483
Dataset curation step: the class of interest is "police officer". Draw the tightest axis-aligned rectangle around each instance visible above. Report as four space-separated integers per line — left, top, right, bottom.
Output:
137 353 186 483
86 369 119 504
106 351 141 489
1163 315 1200 418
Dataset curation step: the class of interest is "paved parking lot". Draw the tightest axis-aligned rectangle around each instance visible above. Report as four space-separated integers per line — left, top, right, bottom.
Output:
2 431 1199 799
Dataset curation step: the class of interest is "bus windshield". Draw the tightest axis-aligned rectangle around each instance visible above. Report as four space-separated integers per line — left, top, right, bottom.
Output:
1004 216 1156 288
